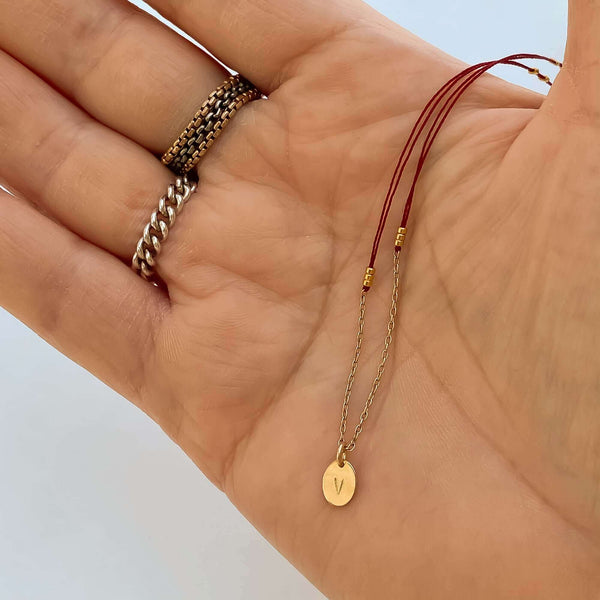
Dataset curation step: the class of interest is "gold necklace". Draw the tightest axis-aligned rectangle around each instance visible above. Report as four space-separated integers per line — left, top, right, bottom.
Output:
322 53 561 507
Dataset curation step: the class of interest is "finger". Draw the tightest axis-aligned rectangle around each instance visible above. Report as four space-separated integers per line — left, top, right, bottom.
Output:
143 0 374 92
0 189 166 402
0 49 171 263
0 0 228 153
561 0 600 119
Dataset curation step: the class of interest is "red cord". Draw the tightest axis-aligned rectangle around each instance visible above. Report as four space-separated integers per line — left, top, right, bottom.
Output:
367 53 560 272
399 57 552 229
369 60 494 267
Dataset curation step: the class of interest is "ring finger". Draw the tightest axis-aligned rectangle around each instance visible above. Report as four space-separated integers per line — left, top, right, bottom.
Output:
0 49 172 270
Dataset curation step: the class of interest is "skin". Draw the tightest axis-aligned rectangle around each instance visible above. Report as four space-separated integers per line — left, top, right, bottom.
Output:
0 0 599 597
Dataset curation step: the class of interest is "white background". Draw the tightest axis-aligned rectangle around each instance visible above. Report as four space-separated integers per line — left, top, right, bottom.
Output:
0 1 566 598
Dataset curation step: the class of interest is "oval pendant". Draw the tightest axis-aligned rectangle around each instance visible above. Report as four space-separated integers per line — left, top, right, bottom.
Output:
322 460 356 506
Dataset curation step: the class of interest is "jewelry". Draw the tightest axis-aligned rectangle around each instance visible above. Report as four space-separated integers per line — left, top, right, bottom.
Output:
161 73 261 175
323 53 562 507
131 174 197 283
322 248 401 506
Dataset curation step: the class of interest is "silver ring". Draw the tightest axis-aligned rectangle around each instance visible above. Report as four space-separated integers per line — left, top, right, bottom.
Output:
131 174 198 283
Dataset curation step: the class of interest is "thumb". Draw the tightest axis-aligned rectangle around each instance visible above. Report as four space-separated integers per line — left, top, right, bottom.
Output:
561 0 600 118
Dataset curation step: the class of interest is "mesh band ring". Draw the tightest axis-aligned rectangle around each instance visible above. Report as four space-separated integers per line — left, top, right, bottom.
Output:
161 73 261 175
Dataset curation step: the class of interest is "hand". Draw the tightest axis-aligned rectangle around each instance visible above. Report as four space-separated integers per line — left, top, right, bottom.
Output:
1 0 599 597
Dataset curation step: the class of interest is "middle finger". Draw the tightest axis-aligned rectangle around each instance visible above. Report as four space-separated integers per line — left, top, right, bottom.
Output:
0 48 171 265
0 0 231 154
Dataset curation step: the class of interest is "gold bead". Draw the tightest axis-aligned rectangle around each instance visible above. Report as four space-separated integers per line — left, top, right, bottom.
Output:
395 226 407 248
363 267 375 288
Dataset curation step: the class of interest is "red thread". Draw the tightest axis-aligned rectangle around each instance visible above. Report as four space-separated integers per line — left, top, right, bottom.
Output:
367 53 559 273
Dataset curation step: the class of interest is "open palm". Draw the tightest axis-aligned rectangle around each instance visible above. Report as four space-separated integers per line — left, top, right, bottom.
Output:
1 0 599 597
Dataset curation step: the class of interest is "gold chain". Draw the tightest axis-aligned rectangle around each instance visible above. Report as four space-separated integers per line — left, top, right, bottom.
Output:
337 248 402 452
